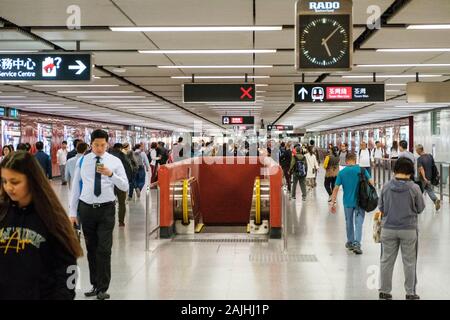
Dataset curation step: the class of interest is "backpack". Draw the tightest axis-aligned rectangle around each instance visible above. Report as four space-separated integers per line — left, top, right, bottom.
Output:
295 158 307 177
279 148 289 167
127 152 139 173
430 155 440 186
358 167 378 212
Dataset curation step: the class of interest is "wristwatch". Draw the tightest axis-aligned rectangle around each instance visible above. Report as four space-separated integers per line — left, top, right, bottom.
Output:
109 172 114 178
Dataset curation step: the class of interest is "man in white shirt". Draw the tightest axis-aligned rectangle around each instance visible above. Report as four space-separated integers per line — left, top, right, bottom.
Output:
56 140 68 185
372 141 384 162
65 142 88 189
358 142 372 176
69 129 128 300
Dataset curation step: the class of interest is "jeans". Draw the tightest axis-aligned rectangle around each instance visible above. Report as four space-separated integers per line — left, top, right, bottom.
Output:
343 207 365 247
324 176 336 196
59 164 66 183
423 182 438 202
291 174 306 199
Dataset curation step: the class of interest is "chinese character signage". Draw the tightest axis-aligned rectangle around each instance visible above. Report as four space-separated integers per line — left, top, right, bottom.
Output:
294 83 385 103
267 125 294 131
0 53 91 81
222 116 254 125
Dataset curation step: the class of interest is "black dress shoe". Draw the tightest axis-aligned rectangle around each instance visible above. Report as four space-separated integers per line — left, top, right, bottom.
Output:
97 291 110 300
379 292 392 300
84 287 98 297
406 294 420 300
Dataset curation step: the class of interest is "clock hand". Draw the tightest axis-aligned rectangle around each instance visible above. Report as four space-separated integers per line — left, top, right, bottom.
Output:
321 26 341 45
322 40 332 57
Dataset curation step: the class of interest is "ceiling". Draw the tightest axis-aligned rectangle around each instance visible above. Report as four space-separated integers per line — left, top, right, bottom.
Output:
0 0 449 134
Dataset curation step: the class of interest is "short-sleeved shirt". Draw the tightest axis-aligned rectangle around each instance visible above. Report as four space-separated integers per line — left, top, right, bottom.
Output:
336 165 371 208
339 151 347 166
417 154 433 181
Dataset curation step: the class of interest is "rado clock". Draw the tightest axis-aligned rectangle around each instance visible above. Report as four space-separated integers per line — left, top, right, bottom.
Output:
295 0 353 72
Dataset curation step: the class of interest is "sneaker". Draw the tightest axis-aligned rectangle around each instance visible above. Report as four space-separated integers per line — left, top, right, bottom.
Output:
353 246 363 255
96 291 110 300
379 292 392 300
119 222 125 227
345 242 354 250
302 197 306 201
62 181 67 185
435 199 441 211
406 294 420 300
328 196 332 202
136 188 141 198
84 287 98 297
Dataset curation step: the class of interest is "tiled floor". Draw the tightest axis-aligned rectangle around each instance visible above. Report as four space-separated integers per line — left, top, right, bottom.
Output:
53 170 450 300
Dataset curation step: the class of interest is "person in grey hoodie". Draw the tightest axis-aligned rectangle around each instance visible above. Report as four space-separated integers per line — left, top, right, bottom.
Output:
378 157 425 301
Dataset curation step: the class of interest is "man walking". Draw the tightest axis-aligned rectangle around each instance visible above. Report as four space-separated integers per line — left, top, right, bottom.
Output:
67 139 82 161
331 153 373 255
416 144 441 211
57 141 68 185
110 143 133 226
69 129 128 300
34 141 52 180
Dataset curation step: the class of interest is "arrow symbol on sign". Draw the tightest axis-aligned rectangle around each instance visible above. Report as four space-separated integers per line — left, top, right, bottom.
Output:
68 60 87 75
298 87 308 100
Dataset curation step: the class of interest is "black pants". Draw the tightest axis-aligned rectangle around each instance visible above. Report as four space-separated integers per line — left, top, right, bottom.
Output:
78 201 115 292
282 167 291 192
324 176 337 196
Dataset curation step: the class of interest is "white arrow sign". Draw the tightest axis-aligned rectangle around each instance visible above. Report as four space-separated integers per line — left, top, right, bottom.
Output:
68 60 87 75
298 87 308 100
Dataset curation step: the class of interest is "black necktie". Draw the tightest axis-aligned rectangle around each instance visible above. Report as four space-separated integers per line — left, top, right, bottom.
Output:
94 156 101 196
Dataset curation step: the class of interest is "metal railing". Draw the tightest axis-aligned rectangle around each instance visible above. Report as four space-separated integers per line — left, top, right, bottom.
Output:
145 182 160 251
281 184 290 253
372 159 450 203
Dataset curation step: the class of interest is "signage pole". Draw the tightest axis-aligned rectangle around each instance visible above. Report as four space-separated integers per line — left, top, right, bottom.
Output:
191 74 195 83
245 73 248 83
416 72 419 82
373 72 376 83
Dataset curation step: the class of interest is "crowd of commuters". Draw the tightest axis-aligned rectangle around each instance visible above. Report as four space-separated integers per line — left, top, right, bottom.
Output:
0 131 443 300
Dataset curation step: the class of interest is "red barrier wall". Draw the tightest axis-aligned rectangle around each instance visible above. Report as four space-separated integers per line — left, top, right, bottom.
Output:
158 157 282 237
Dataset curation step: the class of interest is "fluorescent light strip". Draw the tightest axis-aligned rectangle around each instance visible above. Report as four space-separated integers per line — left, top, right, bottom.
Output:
386 83 407 86
0 50 39 53
11 103 63 106
0 96 26 98
377 48 450 52
159 65 272 69
356 64 450 67
91 100 155 103
172 76 270 79
407 24 450 30
33 84 120 87
0 100 46 103
77 96 147 99
57 91 134 94
343 74 441 78
110 26 282 32
0 81 29 83
25 106 79 109
139 49 276 54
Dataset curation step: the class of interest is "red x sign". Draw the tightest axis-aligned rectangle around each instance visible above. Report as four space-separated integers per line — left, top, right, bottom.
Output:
240 86 253 99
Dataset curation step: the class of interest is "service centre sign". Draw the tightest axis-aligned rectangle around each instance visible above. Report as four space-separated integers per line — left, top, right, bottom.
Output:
267 125 294 131
294 83 385 103
0 53 91 81
183 84 255 103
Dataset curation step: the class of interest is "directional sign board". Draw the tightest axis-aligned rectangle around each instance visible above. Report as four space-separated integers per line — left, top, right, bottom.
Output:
294 83 385 103
183 84 255 103
267 125 294 131
0 53 91 81
222 116 254 125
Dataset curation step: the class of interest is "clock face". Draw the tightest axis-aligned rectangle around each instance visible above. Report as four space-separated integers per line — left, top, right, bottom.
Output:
298 14 351 70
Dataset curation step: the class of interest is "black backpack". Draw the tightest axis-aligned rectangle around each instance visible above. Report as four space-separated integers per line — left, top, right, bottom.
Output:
295 158 307 177
358 167 378 212
430 155 440 186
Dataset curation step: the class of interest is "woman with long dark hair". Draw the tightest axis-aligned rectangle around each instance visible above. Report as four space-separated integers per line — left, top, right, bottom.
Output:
1 145 13 162
0 151 83 299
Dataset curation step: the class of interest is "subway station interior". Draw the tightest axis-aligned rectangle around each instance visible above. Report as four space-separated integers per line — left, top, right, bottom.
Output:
1 0 450 301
